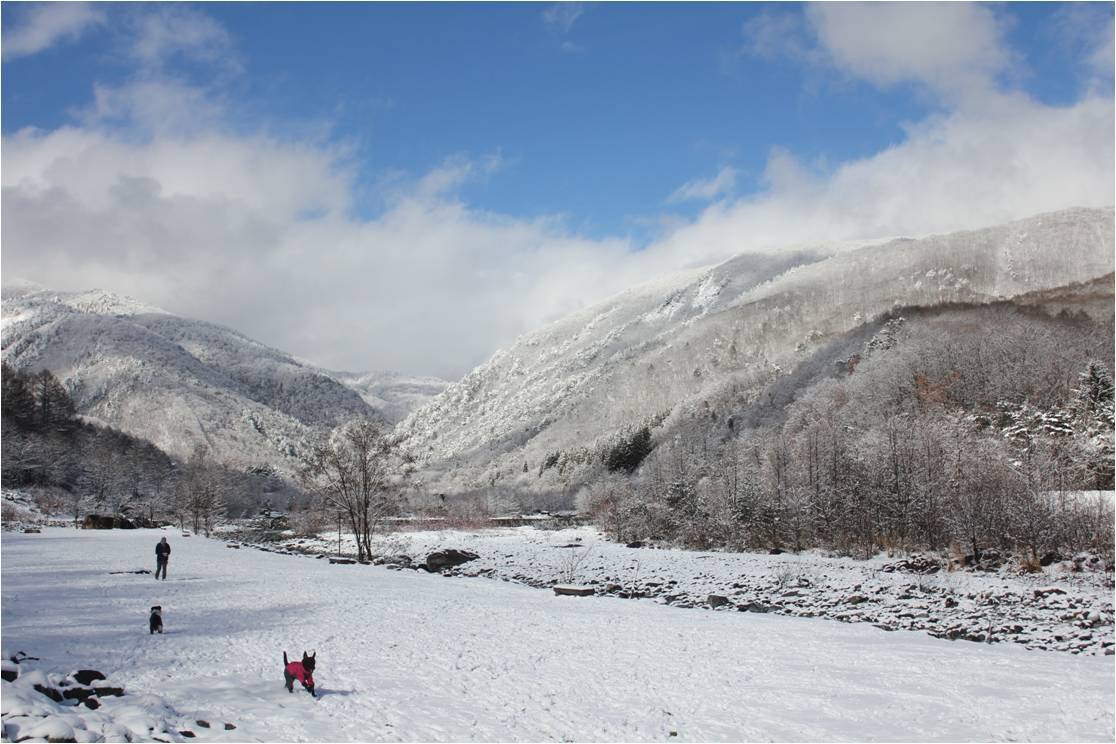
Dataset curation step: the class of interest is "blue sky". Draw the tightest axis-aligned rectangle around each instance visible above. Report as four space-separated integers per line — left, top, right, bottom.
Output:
2 2 1113 377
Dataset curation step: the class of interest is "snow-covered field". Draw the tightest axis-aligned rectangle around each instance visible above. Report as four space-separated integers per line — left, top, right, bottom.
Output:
3 527 1114 742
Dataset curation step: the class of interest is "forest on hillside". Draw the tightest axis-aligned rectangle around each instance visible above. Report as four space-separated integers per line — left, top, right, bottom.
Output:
579 302 1115 562
0 363 304 531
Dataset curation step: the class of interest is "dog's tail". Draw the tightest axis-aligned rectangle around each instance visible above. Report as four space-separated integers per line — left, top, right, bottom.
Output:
283 651 289 667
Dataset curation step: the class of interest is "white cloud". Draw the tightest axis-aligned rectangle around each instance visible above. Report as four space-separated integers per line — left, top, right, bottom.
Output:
666 167 737 204
542 3 583 34
740 9 817 64
2 2 103 60
807 3 1013 103
0 98 640 379
2 4 1112 380
649 95 1113 269
128 5 239 73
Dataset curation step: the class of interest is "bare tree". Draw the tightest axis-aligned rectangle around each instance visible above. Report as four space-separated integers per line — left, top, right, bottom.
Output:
301 420 403 562
178 445 227 536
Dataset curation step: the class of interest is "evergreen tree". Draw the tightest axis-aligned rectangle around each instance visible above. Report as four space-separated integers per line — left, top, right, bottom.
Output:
30 370 76 432
1 363 36 427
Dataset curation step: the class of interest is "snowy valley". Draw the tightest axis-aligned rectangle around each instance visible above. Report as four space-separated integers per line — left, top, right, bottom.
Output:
2 207 1115 742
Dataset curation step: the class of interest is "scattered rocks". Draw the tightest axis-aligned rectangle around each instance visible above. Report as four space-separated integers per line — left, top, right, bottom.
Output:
329 558 357 565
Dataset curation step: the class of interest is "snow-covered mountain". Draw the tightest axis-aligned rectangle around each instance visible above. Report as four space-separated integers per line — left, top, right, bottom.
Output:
329 370 451 425
396 207 1115 496
0 287 444 473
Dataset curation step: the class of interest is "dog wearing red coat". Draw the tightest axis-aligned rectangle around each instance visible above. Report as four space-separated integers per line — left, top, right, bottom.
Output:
283 650 316 697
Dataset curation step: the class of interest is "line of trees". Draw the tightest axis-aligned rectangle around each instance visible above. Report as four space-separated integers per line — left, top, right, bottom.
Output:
580 309 1115 562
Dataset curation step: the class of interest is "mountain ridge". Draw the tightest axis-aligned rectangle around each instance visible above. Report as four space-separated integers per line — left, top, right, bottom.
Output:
0 288 449 473
394 207 1115 498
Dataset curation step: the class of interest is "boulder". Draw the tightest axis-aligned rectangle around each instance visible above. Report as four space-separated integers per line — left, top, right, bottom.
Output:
423 549 479 573
373 554 413 567
34 683 64 702
707 594 731 608
880 555 942 574
81 515 114 530
93 685 124 697
62 686 95 702
1039 551 1063 567
553 585 595 597
80 515 134 530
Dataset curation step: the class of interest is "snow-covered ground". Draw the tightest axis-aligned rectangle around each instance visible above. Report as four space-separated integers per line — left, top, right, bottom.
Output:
2 528 1114 742
239 525 1116 656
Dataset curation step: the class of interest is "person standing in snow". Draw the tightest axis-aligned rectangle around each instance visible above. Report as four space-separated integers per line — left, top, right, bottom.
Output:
155 537 171 580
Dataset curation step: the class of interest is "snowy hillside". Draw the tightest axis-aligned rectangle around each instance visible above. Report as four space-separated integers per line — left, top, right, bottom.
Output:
0 288 397 474
2 528 1112 742
396 207 1115 496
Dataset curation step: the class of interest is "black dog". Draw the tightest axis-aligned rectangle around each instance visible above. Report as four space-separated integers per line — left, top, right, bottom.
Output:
283 650 316 696
149 606 163 635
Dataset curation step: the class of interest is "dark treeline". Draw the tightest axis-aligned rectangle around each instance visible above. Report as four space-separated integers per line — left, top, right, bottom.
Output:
582 305 1115 562
1 363 304 532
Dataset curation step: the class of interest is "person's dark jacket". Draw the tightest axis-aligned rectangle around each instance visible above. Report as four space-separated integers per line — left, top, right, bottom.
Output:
156 542 171 560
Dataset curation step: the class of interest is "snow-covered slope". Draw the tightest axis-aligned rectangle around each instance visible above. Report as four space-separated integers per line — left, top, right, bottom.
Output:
396 207 1115 494
0 288 384 473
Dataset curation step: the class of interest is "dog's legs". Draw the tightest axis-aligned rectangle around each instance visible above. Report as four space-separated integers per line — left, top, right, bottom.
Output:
284 670 294 693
